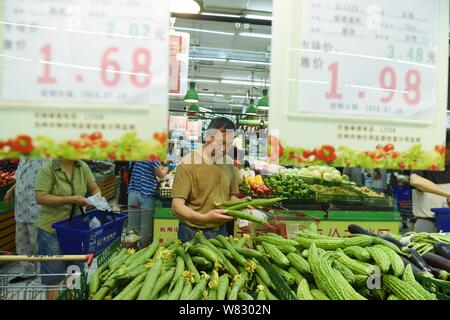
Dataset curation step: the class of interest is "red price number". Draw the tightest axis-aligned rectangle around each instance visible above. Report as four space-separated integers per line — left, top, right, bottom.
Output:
326 62 421 106
38 44 152 88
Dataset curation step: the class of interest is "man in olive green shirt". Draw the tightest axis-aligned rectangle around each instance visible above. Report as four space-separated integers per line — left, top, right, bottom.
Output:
172 117 244 242
35 159 100 294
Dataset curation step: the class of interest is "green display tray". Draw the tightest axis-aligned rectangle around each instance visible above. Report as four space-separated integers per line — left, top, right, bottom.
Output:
0 200 14 214
269 210 401 222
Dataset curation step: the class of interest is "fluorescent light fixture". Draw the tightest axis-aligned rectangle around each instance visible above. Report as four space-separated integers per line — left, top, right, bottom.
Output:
189 57 227 62
229 59 271 66
222 80 270 87
169 93 184 96
199 107 212 112
245 14 272 21
231 95 248 99
198 93 215 97
202 12 241 18
170 0 201 14
229 104 244 107
195 78 220 83
215 94 224 97
239 32 272 39
257 106 270 111
174 27 234 36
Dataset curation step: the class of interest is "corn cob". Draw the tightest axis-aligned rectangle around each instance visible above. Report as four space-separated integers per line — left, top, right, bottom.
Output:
296 279 314 300
382 274 428 300
402 264 436 300
309 244 366 300
261 242 290 267
343 246 371 262
310 289 329 300
374 245 404 277
366 246 391 273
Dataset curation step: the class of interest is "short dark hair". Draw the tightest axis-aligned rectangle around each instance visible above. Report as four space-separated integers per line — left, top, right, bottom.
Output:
207 117 236 131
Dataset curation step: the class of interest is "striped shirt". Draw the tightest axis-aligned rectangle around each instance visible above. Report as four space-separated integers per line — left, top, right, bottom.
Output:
128 161 161 197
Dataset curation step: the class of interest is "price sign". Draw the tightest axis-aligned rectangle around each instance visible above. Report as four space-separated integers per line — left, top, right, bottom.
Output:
269 0 449 170
169 32 190 95
0 0 170 161
295 0 437 121
168 115 187 132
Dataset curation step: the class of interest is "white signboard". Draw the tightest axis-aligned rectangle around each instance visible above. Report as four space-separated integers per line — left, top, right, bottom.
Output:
169 32 190 95
0 0 170 161
269 0 449 170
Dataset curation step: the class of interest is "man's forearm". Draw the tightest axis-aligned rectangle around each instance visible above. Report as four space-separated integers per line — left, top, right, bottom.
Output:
410 174 450 198
172 202 203 225
37 194 75 207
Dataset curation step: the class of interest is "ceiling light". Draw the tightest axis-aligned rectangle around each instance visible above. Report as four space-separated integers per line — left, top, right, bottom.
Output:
245 14 272 21
245 99 258 116
229 104 244 107
199 107 212 112
239 32 272 39
195 78 220 83
189 57 227 62
231 95 248 99
257 89 269 110
198 93 215 97
222 80 269 87
174 27 234 36
170 0 202 14
184 82 199 103
187 103 200 113
229 59 271 66
201 12 241 18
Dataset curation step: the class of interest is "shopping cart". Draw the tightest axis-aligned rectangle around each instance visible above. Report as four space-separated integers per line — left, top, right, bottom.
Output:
0 254 92 300
113 204 155 249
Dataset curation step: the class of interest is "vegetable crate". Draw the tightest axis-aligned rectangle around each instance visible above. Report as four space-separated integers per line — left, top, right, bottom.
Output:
52 210 127 256
414 273 450 300
430 208 450 232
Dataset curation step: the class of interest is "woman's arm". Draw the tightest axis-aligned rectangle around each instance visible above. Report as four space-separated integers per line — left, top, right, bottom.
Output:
36 191 87 207
410 174 450 198
87 179 101 196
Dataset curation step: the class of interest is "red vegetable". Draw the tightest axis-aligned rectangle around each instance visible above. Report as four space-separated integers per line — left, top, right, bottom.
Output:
383 144 394 152
316 145 336 163
10 135 34 154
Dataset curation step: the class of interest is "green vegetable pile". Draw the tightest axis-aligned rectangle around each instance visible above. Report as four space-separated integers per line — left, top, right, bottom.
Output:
88 225 440 300
263 175 315 198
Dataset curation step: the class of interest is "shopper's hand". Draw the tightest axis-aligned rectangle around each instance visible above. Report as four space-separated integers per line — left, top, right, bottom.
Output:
198 209 234 225
71 195 88 207
3 189 14 202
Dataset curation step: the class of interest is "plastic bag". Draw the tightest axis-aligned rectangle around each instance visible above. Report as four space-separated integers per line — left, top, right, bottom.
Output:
86 193 113 212
89 217 102 229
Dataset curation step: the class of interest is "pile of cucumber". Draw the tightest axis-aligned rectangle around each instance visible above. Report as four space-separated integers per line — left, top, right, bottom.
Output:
88 225 443 300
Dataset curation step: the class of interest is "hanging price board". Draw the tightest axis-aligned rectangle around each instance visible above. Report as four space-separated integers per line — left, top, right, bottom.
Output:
0 0 169 161
169 31 190 95
269 0 449 170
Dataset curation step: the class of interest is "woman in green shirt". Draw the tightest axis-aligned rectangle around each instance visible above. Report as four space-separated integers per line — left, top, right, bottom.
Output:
35 159 100 298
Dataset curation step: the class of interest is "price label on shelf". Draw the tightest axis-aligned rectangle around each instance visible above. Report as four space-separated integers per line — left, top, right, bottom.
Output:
269 0 449 170
0 0 170 161
294 0 437 121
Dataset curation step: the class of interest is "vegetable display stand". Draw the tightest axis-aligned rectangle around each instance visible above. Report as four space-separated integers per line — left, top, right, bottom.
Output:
251 210 402 239
153 207 179 244
414 273 450 300
52 209 127 256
